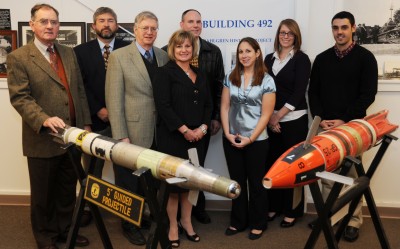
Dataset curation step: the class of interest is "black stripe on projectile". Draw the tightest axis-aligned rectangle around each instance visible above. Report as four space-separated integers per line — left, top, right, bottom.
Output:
281 144 316 164
295 165 325 184
323 130 350 155
90 136 118 160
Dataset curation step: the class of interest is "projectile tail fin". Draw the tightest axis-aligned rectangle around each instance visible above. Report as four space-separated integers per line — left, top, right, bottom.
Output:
364 110 398 140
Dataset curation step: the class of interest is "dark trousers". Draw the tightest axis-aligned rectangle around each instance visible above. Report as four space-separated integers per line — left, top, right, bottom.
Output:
266 114 308 218
27 154 77 248
223 137 269 231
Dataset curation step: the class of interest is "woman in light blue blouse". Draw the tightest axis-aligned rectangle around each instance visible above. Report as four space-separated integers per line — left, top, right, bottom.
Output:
221 37 276 240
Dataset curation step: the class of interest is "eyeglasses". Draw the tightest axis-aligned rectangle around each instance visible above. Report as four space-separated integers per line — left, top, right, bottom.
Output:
279 31 295 38
138 26 159 33
35 19 59 27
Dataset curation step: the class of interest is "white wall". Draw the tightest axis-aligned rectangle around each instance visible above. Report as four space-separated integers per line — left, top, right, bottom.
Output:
1 0 399 208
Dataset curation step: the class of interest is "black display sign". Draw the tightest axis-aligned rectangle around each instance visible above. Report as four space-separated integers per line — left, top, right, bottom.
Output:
84 175 145 226
0 9 11 30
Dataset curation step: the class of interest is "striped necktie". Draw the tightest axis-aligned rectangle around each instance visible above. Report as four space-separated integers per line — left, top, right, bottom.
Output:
47 45 58 71
144 50 153 63
103 45 110 70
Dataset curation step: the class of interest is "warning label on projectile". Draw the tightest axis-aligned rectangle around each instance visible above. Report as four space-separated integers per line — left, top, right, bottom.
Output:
84 175 144 226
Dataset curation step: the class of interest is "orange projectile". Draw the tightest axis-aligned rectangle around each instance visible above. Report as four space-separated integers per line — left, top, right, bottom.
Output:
263 110 398 189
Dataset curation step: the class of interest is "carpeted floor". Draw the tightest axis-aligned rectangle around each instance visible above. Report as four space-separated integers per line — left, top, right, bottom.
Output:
0 206 399 249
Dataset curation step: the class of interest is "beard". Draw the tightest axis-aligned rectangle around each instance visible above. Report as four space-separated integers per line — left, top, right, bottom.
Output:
96 28 116 39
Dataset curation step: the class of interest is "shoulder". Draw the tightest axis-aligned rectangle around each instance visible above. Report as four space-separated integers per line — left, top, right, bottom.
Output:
154 46 167 55
354 44 376 59
264 53 274 65
9 43 31 58
314 47 334 63
112 43 134 56
115 39 130 49
200 37 221 53
262 73 276 90
74 39 96 50
293 50 311 65
294 50 310 60
223 71 233 87
56 43 73 52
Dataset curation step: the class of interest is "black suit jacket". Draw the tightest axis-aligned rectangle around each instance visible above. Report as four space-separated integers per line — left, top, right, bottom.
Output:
74 39 129 131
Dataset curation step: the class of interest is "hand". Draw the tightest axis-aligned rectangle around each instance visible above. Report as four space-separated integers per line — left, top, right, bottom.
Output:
184 129 200 143
43 116 65 133
120 137 130 143
84 125 91 132
97 108 109 122
268 123 281 133
210 120 221 135
321 119 345 130
192 128 204 141
228 134 252 148
268 113 281 126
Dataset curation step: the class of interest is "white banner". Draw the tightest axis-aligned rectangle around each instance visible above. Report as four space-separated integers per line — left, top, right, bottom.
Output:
76 0 295 72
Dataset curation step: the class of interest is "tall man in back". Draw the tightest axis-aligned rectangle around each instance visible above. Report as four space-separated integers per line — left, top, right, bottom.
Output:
7 4 91 249
178 9 225 224
74 7 129 159
105 11 169 246
308 11 378 242
74 6 129 227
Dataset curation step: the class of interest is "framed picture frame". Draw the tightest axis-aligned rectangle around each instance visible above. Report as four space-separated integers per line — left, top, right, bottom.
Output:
0 30 17 78
86 23 135 43
18 22 86 47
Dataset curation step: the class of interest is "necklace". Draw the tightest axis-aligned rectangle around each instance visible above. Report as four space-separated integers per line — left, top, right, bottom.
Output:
238 83 253 105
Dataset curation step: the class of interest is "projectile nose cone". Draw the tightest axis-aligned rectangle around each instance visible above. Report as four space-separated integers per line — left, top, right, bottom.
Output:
263 178 272 189
228 183 241 199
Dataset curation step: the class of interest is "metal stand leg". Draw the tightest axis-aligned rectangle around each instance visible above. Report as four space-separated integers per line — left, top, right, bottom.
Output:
65 144 113 249
134 168 170 249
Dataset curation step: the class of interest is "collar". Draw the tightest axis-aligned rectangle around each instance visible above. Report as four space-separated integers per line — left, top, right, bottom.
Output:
98 38 116 51
272 48 294 60
34 37 53 56
198 37 211 52
334 41 356 59
135 41 153 57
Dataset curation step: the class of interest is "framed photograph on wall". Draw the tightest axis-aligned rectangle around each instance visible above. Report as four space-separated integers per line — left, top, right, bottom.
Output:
18 22 86 47
0 30 17 78
341 0 400 82
86 23 135 43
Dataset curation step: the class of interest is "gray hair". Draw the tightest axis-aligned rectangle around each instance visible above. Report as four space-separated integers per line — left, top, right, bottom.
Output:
134 11 158 29
93 7 118 23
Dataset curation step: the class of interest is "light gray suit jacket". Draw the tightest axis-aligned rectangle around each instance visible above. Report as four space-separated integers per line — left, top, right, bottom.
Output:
105 42 168 148
7 42 91 158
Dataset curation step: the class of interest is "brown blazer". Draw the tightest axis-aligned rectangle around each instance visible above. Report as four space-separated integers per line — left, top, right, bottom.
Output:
7 42 91 158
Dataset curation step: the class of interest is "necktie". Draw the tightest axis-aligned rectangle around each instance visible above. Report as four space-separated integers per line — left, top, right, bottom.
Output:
103 45 110 70
190 55 199 68
47 45 58 71
144 50 153 63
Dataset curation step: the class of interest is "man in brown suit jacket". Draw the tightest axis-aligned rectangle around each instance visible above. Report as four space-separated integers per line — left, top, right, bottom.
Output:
7 4 91 249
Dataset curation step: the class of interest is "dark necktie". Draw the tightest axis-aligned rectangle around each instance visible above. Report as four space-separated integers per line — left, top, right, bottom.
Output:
47 45 58 71
103 45 110 70
144 50 153 63
190 55 199 68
